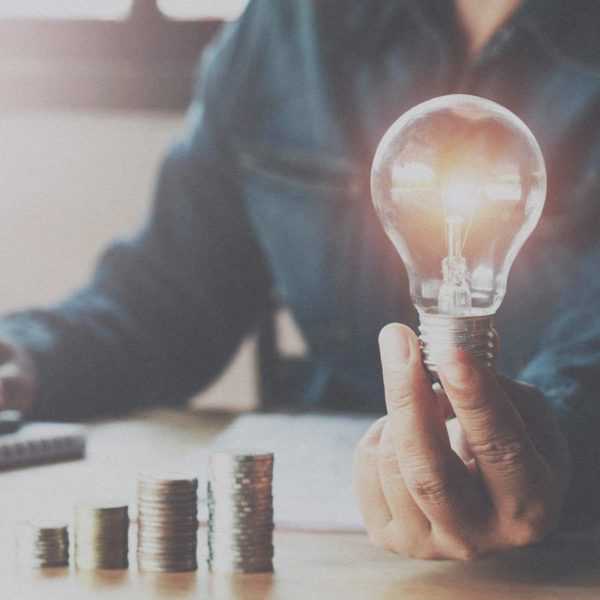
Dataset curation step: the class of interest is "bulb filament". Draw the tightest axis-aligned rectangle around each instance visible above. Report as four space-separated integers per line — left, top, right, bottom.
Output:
438 215 472 315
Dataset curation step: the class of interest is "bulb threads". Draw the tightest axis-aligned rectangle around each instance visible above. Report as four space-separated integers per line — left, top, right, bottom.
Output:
418 313 497 379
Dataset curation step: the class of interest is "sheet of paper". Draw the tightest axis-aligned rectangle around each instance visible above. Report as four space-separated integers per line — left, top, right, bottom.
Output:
201 412 376 532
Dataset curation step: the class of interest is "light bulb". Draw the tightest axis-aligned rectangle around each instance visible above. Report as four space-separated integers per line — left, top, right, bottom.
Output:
371 94 546 374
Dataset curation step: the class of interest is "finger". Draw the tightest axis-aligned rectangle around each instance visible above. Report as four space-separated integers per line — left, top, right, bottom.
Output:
379 324 482 539
0 362 31 411
0 341 16 363
377 420 430 544
498 376 569 476
439 351 551 514
353 417 393 537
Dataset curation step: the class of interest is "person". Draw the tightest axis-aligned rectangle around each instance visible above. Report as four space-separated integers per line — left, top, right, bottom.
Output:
0 0 599 559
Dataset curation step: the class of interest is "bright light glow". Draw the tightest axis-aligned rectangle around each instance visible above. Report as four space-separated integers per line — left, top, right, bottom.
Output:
484 176 522 203
391 161 435 188
371 94 547 316
158 0 249 21
0 0 132 20
442 173 480 217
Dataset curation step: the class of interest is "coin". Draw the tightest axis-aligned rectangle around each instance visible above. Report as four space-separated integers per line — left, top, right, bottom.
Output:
136 472 198 573
207 451 274 574
15 520 69 568
73 501 129 570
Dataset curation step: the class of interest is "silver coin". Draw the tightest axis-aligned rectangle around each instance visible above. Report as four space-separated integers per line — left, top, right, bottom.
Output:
137 490 197 501
206 494 273 504
137 537 197 549
138 563 197 573
137 511 198 521
75 561 128 570
208 561 273 574
208 530 274 540
208 550 274 560
22 559 70 569
208 548 274 559
137 551 197 561
207 489 272 497
207 515 274 524
137 522 198 533
207 501 273 511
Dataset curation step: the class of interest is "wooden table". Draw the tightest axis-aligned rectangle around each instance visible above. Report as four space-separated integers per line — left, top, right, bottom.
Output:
2 409 600 599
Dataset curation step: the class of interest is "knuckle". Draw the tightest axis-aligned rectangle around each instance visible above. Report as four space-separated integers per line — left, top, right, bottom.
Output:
469 435 527 470
377 523 408 555
504 501 554 547
451 389 484 412
449 540 481 562
379 522 434 559
408 546 439 560
405 535 443 560
367 528 388 549
507 518 547 547
405 468 454 506
356 417 387 452
385 385 414 411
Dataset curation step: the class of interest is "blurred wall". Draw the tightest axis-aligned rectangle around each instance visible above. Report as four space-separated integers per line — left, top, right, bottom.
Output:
0 109 257 411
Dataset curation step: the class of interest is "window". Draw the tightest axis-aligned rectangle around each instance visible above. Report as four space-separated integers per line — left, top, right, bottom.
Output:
0 1 132 20
0 1 227 111
157 0 248 21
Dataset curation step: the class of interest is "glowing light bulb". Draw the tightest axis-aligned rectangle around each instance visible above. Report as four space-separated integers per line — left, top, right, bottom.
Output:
371 94 546 373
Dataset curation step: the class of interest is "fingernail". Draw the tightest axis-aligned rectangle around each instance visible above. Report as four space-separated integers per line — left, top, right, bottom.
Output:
440 359 473 388
379 324 411 366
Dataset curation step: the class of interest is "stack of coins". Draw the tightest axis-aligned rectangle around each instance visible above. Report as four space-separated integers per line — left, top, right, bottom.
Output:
16 520 69 568
136 472 198 572
73 503 129 570
207 451 274 573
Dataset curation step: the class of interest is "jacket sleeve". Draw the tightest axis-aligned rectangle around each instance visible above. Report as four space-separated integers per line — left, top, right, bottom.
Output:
0 4 272 420
519 240 600 530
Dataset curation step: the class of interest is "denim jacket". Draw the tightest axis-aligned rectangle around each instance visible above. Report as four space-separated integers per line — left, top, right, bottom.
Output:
3 0 600 526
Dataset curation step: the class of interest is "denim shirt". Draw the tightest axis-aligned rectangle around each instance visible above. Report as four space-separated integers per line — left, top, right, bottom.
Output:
3 0 600 526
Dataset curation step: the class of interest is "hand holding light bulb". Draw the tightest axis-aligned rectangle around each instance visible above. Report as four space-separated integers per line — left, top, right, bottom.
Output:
353 95 570 559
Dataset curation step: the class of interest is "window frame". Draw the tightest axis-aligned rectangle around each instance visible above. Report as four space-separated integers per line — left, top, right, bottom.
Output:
0 0 223 112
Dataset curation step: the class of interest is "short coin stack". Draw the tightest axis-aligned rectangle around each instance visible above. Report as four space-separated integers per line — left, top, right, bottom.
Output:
74 502 129 570
207 451 274 573
16 520 69 568
136 472 198 572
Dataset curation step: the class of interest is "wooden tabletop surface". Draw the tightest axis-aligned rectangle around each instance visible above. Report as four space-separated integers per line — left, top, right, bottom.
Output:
2 409 600 600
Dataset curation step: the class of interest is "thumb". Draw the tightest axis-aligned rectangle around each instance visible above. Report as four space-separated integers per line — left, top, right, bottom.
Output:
0 361 33 413
378 324 426 411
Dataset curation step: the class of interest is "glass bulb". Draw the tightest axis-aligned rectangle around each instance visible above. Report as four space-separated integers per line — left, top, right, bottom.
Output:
371 94 547 369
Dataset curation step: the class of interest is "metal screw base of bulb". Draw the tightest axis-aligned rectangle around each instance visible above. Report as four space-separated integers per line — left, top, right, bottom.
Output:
418 313 497 380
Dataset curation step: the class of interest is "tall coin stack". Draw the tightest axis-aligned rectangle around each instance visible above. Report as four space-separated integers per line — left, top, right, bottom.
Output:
136 472 198 572
74 503 129 570
207 451 274 573
16 520 69 568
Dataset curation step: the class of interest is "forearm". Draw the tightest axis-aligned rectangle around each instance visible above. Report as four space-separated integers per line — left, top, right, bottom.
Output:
0 139 271 420
0 232 270 420
0 5 273 420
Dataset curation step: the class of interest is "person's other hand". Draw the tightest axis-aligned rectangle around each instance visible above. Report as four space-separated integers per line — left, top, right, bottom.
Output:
0 338 36 416
353 324 570 560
